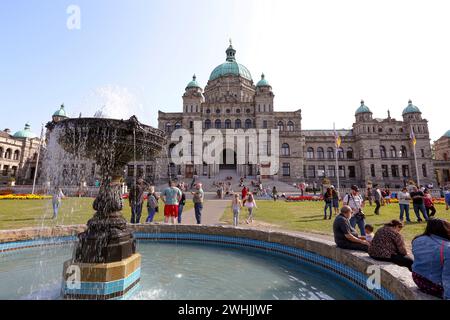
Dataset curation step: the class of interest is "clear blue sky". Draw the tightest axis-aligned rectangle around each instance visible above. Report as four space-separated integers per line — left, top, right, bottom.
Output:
1 0 449 141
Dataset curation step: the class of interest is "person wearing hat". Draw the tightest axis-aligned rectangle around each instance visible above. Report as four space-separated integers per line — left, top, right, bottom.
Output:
342 185 366 236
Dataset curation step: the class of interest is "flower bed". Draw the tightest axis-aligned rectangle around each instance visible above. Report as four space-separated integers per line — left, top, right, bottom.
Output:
0 194 52 200
285 195 323 202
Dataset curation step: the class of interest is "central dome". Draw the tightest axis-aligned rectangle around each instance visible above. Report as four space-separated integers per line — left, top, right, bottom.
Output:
209 42 252 81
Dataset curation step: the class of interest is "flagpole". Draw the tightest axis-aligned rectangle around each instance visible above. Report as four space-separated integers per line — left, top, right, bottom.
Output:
31 123 45 195
411 124 420 187
334 123 340 193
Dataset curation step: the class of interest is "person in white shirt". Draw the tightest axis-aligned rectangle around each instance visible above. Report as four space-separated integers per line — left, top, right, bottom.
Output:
397 187 412 222
342 185 366 236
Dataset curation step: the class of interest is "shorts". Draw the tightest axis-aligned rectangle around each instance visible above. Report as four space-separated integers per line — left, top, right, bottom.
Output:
164 204 179 217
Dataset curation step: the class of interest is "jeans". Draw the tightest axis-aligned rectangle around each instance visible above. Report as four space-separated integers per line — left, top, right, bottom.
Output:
324 202 332 219
131 202 143 224
374 200 381 215
146 207 156 223
52 201 60 219
426 206 436 217
336 241 368 252
350 214 366 236
178 204 184 224
233 209 240 226
413 203 429 221
194 203 203 224
399 204 411 221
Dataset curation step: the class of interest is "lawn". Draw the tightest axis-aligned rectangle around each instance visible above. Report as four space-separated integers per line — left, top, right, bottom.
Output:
0 198 194 230
220 200 449 244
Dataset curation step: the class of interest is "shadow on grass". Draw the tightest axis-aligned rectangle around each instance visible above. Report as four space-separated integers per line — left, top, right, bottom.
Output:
0 217 53 222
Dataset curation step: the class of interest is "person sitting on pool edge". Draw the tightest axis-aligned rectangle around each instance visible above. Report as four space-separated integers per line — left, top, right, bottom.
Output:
333 205 369 252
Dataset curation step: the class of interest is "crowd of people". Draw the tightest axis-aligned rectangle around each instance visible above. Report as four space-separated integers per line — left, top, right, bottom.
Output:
332 184 450 300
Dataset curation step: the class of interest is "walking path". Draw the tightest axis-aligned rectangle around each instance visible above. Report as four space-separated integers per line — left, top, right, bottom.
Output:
180 200 229 225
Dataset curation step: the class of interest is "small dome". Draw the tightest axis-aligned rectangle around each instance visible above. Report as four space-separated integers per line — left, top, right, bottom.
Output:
402 99 421 115
186 74 201 89
355 100 371 115
209 42 252 81
256 73 270 87
443 130 450 138
13 123 37 139
53 104 67 117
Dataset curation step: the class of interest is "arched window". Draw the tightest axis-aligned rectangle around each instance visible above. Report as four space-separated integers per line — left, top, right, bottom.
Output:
380 146 387 158
13 150 20 161
245 119 252 129
327 147 334 159
0 147 3 159
5 148 12 159
346 147 353 159
317 147 324 159
337 147 344 159
287 121 294 131
165 123 172 133
225 119 231 129
215 119 221 129
390 146 397 158
235 119 241 129
174 122 181 129
307 147 314 159
204 119 211 129
281 143 290 156
277 121 284 131
400 146 408 158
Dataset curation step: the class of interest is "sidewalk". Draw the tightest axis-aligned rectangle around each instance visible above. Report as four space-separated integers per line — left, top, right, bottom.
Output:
180 200 229 225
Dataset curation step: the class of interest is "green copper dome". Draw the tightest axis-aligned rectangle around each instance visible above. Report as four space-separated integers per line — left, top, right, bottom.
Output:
402 100 421 115
355 100 371 115
53 104 67 117
13 123 37 139
256 73 270 87
209 42 252 81
443 130 450 138
186 74 201 89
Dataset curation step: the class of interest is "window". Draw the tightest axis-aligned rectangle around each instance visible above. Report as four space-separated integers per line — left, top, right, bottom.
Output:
4 149 12 159
245 119 252 129
421 149 425 157
11 166 17 177
400 146 408 158
246 108 251 114
422 164 427 177
318 165 326 177
189 121 193 129
380 146 387 158
215 119 221 129
347 148 354 159
0 147 3 158
391 165 399 177
282 163 290 176
216 109 221 114
225 119 231 129
226 109 231 114
137 165 144 178
338 165 345 177
127 165 135 177
146 165 153 178
306 147 314 159
262 120 267 129
281 143 290 156
347 166 355 178
382 165 389 177
174 122 181 129
390 146 397 158
235 119 241 129
307 165 315 178
370 164 376 177
206 109 211 114
327 147 334 159
337 148 344 159
287 121 294 131
204 119 211 129
165 123 172 133
327 165 335 177
277 121 284 131
402 165 409 177
236 109 240 114
369 149 374 158
317 147 324 159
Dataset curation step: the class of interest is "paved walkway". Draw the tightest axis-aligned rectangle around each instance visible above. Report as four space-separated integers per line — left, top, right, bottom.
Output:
180 200 229 225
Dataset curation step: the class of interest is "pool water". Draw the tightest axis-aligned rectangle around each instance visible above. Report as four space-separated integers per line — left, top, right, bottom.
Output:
0 241 373 300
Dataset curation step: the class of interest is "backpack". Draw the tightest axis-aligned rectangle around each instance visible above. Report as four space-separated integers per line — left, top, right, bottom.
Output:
148 193 158 209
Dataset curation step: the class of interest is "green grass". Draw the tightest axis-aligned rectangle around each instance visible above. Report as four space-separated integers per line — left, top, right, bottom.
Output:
0 198 194 230
221 200 449 244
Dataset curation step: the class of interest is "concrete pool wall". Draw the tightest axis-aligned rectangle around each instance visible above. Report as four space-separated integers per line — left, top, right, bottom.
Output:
0 224 434 300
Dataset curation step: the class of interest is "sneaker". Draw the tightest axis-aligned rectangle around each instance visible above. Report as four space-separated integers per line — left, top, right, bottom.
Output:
329 216 332 220
417 218 423 223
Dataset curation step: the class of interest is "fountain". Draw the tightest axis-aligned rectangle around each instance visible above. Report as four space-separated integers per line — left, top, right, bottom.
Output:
46 116 165 299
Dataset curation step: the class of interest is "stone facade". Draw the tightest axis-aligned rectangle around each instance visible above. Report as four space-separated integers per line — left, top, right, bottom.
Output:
150 43 437 189
0 126 41 185
433 131 450 186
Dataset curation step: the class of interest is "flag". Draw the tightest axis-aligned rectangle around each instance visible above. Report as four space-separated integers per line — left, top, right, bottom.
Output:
334 130 341 148
410 126 416 146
